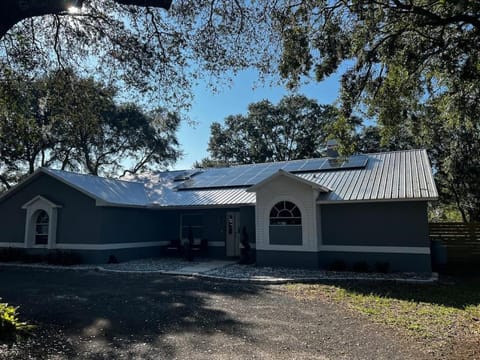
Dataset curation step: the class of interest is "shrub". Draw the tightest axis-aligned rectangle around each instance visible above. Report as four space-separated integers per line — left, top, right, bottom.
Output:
352 261 370 273
46 251 82 266
0 301 35 341
374 261 390 273
329 259 348 271
23 254 45 264
0 248 26 262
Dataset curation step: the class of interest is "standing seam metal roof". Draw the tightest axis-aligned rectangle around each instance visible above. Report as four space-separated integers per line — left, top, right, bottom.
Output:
37 149 437 207
298 149 438 202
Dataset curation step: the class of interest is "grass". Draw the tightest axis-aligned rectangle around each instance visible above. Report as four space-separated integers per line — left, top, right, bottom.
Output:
284 277 480 351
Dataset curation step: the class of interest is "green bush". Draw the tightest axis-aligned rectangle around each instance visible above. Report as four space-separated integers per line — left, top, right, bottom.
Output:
0 248 26 262
0 301 35 341
329 259 348 271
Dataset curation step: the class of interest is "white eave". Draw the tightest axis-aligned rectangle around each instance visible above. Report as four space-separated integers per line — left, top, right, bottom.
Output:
21 195 62 209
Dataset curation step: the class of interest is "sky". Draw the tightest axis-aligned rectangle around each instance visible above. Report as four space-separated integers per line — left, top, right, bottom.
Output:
174 68 343 170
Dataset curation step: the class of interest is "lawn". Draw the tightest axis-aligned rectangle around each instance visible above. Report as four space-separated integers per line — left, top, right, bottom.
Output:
285 277 480 358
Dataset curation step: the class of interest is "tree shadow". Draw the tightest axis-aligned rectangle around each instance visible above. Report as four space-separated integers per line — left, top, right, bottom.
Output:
0 268 267 359
319 276 480 311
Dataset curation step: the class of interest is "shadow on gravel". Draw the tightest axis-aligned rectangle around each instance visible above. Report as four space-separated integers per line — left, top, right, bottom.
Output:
323 276 480 311
0 268 265 359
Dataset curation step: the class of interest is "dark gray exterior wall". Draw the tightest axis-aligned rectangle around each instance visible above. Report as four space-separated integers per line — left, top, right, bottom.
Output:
320 201 430 247
0 173 101 245
256 250 320 269
99 207 178 244
269 226 302 245
318 252 431 273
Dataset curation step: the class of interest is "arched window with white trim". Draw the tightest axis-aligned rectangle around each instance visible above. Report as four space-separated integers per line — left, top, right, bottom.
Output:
34 210 49 245
269 201 303 245
22 195 60 249
270 201 302 225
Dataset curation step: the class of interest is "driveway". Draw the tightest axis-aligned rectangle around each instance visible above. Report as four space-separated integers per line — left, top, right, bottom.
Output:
0 268 428 359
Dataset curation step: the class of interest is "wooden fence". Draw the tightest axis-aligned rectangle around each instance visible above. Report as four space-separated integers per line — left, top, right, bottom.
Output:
429 222 480 266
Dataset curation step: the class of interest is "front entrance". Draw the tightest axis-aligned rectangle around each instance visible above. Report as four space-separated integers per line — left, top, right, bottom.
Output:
226 212 240 257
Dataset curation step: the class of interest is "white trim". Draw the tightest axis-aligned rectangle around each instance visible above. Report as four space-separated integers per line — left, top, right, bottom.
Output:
319 245 430 255
22 195 62 209
23 196 59 250
247 169 331 193
0 242 25 248
56 241 169 250
256 244 313 252
317 197 438 204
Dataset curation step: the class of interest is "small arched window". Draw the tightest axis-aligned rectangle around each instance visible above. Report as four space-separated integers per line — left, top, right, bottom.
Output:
35 210 49 245
269 201 302 225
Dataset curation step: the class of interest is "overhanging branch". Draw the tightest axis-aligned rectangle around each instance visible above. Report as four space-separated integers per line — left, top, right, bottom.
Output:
0 0 173 38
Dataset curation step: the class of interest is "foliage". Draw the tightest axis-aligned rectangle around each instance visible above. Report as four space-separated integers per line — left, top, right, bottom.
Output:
328 260 348 272
0 248 82 265
2 1 479 220
0 301 35 342
0 1 172 38
206 95 338 165
0 68 181 191
193 158 230 169
0 0 282 109
352 261 370 273
271 1 480 221
286 278 480 347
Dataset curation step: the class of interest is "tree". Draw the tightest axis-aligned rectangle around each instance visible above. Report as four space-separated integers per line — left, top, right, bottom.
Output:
0 0 172 38
206 95 338 165
0 68 180 191
270 1 480 221
0 0 277 110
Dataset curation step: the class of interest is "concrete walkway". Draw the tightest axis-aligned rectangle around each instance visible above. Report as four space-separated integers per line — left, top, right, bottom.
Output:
173 260 236 274
0 260 438 284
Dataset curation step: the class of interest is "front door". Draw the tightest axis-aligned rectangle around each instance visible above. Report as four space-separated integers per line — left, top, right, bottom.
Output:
226 212 240 257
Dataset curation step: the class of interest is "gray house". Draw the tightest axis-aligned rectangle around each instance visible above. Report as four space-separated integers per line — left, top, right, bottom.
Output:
0 149 438 272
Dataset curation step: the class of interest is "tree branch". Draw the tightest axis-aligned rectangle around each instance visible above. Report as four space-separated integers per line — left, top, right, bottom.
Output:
0 0 172 38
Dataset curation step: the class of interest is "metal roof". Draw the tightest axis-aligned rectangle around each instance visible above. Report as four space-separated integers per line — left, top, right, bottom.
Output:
20 149 436 208
299 149 438 202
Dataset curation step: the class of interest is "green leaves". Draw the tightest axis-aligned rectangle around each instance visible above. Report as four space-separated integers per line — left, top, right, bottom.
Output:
0 68 180 190
206 95 338 165
0 300 35 342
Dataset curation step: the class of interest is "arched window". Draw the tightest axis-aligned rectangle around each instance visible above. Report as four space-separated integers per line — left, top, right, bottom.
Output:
269 201 302 225
34 210 49 245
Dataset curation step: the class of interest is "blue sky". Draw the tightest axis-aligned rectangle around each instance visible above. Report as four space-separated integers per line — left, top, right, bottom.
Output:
174 69 343 170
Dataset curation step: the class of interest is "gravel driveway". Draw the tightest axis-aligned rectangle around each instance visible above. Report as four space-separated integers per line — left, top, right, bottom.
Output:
0 268 429 360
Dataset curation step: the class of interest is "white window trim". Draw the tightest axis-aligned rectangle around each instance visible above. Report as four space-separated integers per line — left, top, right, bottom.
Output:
261 195 309 250
22 195 61 250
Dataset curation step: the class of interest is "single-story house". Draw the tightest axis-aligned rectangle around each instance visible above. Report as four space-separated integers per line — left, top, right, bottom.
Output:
0 149 438 272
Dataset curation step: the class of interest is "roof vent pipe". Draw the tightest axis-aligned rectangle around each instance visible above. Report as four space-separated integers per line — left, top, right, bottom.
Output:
325 139 339 158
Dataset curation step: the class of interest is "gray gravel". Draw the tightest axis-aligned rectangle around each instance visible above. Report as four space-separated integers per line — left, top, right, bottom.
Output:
0 267 436 360
0 258 435 282
204 263 434 281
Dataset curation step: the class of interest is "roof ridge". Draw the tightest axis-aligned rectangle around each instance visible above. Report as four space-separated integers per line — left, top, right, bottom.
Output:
362 149 426 156
42 168 145 186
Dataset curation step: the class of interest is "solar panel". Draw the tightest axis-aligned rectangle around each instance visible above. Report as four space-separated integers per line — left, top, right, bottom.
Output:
177 155 369 190
291 158 326 172
320 155 368 171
